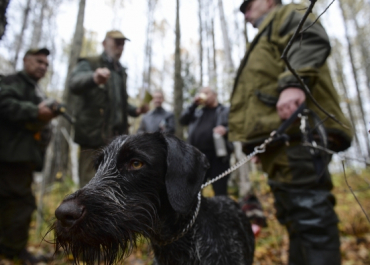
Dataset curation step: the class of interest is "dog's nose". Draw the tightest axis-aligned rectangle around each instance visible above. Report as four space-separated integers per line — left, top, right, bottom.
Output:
55 200 84 228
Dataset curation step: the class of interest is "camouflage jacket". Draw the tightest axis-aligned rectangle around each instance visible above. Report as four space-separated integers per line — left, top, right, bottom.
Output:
69 52 138 148
229 4 352 152
0 71 47 169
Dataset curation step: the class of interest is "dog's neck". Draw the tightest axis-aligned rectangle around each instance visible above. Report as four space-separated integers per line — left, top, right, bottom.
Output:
150 193 202 246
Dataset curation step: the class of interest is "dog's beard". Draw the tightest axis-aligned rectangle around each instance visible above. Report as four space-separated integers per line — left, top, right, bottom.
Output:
52 182 160 265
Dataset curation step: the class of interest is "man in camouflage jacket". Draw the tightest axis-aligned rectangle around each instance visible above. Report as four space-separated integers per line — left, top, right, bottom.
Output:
69 30 147 187
230 1 353 264
0 48 56 263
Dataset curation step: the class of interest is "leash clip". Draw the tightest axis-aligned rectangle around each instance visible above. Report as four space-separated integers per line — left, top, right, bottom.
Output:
298 111 310 144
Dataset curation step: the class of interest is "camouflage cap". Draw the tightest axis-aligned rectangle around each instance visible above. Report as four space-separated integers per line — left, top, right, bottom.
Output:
239 0 253 13
24 47 50 58
105 30 130 41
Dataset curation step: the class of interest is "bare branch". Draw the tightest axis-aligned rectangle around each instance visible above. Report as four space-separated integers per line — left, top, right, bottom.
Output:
281 0 349 129
299 0 336 34
341 160 370 224
302 142 370 166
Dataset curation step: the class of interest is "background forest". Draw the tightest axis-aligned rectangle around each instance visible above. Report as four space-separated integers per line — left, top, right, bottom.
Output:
1 0 370 264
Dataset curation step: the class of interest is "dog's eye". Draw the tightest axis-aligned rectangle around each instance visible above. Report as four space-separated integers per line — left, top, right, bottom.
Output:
129 160 144 170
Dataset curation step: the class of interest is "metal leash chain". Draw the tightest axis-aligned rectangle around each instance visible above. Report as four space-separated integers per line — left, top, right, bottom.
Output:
167 104 308 245
161 192 201 245
201 130 277 190
171 130 279 244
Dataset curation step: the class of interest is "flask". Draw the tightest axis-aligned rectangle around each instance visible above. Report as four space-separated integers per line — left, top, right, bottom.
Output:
213 132 227 157
159 119 166 132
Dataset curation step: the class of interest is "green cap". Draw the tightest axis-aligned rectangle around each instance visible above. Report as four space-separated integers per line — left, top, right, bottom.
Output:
105 30 130 41
240 0 253 13
24 47 50 58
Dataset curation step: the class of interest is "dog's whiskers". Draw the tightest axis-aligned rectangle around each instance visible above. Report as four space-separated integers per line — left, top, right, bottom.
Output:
52 133 254 265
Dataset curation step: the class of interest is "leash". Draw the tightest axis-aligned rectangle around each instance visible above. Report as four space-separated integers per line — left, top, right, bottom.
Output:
169 103 310 245
201 102 308 191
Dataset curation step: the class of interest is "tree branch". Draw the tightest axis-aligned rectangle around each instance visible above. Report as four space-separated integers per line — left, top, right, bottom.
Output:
281 0 349 129
299 0 335 34
342 160 370 224
302 142 370 166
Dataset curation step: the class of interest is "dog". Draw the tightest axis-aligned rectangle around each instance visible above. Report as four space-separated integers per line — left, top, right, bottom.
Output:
53 133 254 265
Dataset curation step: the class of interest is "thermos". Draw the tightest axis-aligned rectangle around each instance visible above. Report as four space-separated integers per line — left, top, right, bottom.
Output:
213 132 227 157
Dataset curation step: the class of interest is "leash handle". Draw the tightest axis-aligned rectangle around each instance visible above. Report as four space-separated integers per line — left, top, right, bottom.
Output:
275 102 307 136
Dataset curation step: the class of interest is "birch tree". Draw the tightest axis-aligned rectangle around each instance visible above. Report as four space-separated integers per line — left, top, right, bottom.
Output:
347 1 370 90
174 0 184 139
198 0 203 87
44 0 86 182
218 0 234 72
29 0 47 47
142 0 157 96
338 0 370 156
218 0 235 101
331 39 361 154
0 0 10 40
203 0 217 89
11 0 32 70
211 18 217 89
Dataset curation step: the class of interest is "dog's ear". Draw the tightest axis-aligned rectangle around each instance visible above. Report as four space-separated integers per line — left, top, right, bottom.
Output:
162 134 210 215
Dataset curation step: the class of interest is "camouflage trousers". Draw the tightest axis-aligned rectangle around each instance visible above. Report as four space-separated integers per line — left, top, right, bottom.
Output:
0 162 36 257
258 142 341 265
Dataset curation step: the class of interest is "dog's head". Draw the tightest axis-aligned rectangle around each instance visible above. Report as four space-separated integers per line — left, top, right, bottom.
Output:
52 132 209 264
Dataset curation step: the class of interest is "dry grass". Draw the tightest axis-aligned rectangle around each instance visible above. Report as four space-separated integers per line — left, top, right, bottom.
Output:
1 167 370 265
250 168 370 265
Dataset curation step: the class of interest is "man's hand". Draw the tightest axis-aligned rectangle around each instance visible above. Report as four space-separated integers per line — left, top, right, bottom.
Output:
276 87 306 120
93 67 111 85
193 95 202 106
136 104 149 115
213 125 227 136
38 101 57 122
193 93 207 106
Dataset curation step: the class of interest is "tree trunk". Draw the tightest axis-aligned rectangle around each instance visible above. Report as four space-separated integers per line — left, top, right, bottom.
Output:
174 0 184 139
205 8 214 89
331 41 361 154
12 0 32 70
203 0 215 88
44 0 86 182
348 4 370 90
218 0 234 72
338 0 370 156
142 0 156 96
61 0 86 172
65 0 86 81
30 0 47 48
0 0 10 40
211 18 217 91
198 0 203 87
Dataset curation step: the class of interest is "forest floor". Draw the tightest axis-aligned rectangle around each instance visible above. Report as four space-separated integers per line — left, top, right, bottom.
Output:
1 165 370 265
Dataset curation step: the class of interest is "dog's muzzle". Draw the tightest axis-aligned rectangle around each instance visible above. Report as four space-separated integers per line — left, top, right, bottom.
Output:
55 200 85 228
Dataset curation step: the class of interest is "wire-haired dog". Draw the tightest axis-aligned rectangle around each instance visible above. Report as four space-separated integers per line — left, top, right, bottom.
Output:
53 133 254 265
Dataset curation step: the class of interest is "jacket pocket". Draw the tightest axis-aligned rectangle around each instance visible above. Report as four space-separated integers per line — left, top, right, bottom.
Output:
255 90 278 107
